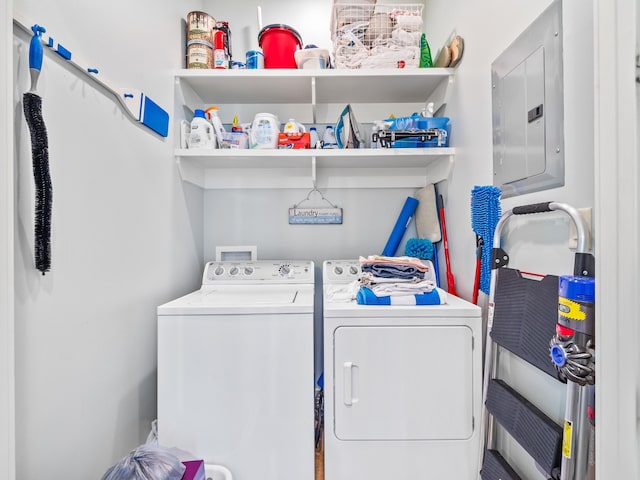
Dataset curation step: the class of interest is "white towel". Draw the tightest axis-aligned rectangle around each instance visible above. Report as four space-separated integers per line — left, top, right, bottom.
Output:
371 279 436 297
325 281 360 302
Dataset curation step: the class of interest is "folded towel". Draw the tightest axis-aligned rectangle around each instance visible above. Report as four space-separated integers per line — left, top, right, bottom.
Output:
356 286 447 306
361 264 424 280
370 279 436 296
359 255 432 271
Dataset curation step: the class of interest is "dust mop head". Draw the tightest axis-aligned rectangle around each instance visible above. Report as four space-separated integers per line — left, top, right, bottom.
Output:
470 185 501 294
24 91 52 274
405 238 434 260
414 185 441 242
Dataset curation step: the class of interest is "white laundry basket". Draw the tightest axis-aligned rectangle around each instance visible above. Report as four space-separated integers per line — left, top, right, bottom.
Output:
332 3 425 69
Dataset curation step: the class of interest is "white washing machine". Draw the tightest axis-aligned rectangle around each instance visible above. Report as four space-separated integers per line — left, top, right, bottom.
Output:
157 260 315 480
322 260 482 480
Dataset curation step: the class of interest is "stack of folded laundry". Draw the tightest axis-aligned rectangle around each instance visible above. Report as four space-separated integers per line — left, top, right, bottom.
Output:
356 255 446 305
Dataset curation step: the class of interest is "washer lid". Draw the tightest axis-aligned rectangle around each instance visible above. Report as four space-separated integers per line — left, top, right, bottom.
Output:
158 284 314 315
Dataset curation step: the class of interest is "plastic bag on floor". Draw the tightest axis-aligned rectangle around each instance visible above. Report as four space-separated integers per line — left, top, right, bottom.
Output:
101 443 186 480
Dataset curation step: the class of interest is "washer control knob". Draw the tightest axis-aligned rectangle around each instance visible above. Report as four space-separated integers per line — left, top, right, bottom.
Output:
334 266 344 275
280 265 291 276
349 265 360 275
214 266 225 276
229 266 239 276
244 266 254 276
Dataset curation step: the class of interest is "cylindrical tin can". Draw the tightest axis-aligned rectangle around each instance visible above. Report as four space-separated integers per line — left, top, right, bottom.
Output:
246 50 265 69
187 39 213 69
187 11 215 43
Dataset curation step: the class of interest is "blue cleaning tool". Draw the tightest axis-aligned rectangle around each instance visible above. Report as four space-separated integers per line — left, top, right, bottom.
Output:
470 185 502 294
14 19 170 137
405 237 434 260
23 24 53 274
382 196 419 257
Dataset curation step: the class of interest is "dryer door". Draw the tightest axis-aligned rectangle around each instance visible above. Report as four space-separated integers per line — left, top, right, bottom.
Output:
333 325 474 440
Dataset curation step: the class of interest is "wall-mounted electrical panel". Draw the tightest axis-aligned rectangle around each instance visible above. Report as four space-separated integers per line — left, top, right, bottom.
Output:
492 1 564 198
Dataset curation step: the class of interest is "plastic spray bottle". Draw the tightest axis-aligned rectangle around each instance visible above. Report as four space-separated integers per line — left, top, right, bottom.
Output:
205 106 226 147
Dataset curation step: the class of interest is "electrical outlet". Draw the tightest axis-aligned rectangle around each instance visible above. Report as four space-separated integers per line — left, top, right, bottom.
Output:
568 207 592 249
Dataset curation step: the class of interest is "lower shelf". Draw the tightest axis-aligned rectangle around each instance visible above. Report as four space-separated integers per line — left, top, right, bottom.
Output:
175 148 455 189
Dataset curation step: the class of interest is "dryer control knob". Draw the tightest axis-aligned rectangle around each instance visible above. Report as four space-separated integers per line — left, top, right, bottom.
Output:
229 266 239 276
334 266 344 275
214 266 225 276
244 266 254 276
349 265 359 275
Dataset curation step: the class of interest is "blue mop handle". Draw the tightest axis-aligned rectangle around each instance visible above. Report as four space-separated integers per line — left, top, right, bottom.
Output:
29 24 45 71
382 196 419 257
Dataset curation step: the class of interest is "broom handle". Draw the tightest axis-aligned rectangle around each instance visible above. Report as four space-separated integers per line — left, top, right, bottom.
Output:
472 236 482 304
438 195 457 296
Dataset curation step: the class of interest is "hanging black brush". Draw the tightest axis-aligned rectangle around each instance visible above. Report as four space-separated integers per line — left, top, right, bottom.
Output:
23 24 53 275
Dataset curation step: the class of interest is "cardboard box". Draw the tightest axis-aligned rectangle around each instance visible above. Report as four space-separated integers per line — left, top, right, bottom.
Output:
278 132 311 149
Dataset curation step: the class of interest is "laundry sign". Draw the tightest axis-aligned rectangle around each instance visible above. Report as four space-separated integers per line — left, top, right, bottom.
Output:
288 207 343 225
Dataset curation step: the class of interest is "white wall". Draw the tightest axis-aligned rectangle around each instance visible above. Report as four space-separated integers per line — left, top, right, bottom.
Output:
12 1 204 478
594 0 640 477
1 0 16 479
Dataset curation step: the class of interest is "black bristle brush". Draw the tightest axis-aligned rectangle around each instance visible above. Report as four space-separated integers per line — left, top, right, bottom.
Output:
23 24 52 275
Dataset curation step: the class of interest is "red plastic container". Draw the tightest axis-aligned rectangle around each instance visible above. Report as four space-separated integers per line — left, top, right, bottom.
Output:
258 24 303 68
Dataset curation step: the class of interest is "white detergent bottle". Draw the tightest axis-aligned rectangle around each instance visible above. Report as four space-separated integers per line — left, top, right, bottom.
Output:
205 106 226 146
309 127 320 149
250 113 280 149
188 109 215 149
322 125 338 149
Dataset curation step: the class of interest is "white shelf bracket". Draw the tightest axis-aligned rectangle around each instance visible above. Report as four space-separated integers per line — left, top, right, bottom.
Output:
311 156 317 189
428 75 455 115
311 76 317 124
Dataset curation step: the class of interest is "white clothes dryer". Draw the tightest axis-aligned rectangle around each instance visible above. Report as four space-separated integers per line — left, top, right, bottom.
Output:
157 260 315 480
322 260 482 480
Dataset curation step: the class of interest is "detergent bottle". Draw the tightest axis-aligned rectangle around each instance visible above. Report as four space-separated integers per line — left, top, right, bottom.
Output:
250 113 280 149
188 109 216 149
322 125 338 149
283 118 306 134
309 127 320 149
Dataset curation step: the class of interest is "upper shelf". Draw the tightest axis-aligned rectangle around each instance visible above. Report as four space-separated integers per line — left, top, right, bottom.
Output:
175 68 455 106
